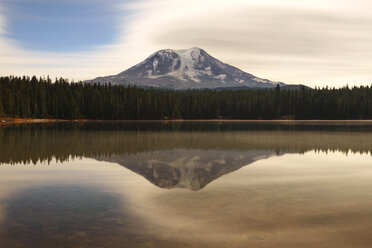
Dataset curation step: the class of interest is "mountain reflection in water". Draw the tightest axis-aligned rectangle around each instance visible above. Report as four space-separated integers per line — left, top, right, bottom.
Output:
1 122 372 190
1 122 372 248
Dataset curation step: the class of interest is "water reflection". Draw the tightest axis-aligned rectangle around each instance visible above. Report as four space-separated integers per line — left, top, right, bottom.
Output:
1 122 372 165
1 122 372 247
101 149 277 190
0 186 129 248
1 123 372 190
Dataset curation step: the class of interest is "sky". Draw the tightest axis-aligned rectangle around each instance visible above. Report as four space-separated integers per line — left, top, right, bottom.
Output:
1 0 372 88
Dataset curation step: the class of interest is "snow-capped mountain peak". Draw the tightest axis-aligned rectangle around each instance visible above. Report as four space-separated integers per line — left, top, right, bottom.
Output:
90 47 285 89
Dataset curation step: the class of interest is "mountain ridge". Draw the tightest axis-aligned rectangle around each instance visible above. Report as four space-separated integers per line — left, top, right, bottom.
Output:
89 47 288 89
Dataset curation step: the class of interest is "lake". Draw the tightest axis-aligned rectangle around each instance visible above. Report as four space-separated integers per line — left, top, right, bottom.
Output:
1 121 372 248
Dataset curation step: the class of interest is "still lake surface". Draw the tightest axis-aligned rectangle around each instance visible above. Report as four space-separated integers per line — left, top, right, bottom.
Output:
1 121 372 248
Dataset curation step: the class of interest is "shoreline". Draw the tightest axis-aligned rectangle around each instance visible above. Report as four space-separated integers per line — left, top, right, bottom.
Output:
0 118 68 125
2 118 372 125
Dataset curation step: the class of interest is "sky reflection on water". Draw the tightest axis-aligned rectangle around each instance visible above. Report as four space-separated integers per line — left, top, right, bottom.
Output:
0 123 372 247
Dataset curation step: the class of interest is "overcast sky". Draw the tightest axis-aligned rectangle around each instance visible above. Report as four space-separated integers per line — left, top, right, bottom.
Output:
1 0 372 87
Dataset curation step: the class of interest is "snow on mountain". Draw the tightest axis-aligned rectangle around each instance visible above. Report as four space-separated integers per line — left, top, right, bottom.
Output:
90 47 285 89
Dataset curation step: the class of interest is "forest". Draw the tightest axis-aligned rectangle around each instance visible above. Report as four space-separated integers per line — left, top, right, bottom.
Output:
1 75 372 120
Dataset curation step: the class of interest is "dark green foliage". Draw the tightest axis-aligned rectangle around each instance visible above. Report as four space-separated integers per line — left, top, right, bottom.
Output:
1 76 372 120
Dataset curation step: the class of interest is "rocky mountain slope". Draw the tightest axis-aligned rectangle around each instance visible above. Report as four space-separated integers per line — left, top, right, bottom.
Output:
90 47 286 89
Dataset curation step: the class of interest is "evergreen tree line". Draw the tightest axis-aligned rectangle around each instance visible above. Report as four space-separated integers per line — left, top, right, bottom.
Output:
1 75 372 120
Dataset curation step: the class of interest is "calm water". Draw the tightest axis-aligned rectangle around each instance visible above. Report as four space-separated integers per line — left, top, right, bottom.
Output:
1 122 372 248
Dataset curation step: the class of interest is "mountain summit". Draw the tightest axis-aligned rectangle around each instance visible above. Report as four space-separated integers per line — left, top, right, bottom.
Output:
91 47 285 89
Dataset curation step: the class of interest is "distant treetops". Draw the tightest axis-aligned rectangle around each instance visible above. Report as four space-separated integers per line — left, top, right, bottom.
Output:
1 75 372 120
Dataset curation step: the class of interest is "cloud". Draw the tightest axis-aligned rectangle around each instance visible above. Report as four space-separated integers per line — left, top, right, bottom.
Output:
1 0 372 87
120 0 372 87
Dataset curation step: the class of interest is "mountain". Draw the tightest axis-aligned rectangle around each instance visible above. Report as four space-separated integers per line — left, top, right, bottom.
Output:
89 47 286 89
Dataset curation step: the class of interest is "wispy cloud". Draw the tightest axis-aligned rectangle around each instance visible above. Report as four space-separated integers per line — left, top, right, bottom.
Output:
1 0 372 87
